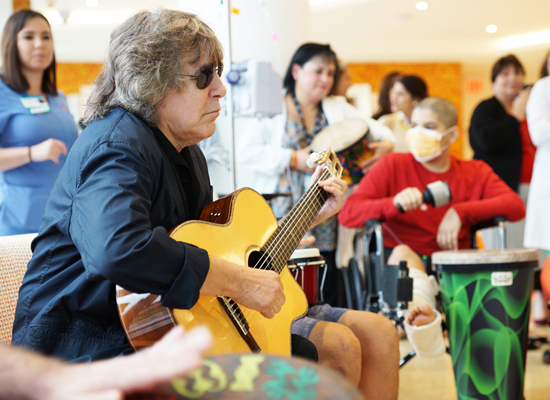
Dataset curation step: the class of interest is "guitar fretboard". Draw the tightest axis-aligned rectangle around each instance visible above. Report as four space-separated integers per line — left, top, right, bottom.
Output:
261 168 332 273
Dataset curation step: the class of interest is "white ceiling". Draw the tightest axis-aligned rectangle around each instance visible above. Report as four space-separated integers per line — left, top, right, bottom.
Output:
6 0 550 66
311 0 550 64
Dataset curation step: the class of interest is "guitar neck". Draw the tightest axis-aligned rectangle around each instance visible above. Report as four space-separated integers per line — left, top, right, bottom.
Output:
263 168 332 273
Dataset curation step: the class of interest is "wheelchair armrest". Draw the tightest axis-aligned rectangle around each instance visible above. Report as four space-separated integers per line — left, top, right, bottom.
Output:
471 216 506 232
471 216 507 249
365 218 383 230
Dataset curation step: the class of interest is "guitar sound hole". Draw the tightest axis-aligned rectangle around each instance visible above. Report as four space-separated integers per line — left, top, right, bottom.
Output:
248 250 273 271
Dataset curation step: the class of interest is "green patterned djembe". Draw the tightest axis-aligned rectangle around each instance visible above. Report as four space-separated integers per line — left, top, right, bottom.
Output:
433 249 538 400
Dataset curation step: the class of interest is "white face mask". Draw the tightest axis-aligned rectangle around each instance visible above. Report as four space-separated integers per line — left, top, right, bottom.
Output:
406 126 454 163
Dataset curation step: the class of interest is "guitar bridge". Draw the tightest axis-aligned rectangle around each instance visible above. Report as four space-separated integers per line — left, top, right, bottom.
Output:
217 296 261 353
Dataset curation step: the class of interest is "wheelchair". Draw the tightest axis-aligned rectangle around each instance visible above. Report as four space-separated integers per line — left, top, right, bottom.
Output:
340 217 507 367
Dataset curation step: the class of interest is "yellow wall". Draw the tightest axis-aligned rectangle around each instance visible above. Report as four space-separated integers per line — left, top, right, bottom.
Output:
13 0 30 11
56 63 102 95
347 63 464 158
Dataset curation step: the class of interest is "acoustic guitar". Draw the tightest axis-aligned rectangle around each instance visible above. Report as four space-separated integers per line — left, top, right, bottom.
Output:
116 150 343 357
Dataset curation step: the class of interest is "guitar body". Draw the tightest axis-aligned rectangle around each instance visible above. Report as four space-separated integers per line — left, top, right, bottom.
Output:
117 188 308 357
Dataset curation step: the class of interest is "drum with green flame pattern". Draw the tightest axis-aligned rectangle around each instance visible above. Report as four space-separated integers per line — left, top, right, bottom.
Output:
438 267 533 400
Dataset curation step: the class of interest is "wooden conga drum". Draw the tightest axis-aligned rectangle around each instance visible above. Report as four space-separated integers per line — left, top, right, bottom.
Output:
287 248 326 304
432 249 538 400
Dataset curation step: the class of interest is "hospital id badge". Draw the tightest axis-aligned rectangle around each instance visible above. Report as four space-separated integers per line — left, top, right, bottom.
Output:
20 95 51 114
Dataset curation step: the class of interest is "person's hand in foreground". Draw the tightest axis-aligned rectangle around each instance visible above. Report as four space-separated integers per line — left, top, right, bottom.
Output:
31 326 212 400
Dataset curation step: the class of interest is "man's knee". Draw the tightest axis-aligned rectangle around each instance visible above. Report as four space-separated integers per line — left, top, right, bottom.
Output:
308 322 361 383
311 321 361 359
340 311 399 354
368 313 399 351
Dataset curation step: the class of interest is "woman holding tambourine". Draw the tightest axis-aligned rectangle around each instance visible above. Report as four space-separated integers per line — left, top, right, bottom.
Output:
0 9 77 235
238 43 395 305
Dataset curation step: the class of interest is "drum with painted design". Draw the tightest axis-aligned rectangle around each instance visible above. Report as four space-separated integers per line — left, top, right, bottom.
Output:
310 119 374 185
126 353 362 399
287 248 326 304
432 249 538 400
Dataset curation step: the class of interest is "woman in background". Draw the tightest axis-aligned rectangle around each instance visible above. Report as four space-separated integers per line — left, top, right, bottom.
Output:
372 71 401 120
378 74 428 152
280 43 395 302
469 54 532 192
237 43 395 305
0 9 77 235
469 54 535 251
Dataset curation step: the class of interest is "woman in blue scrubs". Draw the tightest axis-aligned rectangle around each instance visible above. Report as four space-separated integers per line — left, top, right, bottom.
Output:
0 9 77 235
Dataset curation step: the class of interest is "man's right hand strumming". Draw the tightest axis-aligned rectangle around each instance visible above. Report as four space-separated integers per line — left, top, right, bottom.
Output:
201 257 286 319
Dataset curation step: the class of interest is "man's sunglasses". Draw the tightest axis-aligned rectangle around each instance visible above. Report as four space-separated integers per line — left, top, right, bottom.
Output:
179 62 224 89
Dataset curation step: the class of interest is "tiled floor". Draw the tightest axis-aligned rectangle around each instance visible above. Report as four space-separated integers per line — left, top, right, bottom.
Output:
397 323 550 400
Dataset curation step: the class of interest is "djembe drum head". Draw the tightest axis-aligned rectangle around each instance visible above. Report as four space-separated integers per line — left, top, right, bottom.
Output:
310 119 374 185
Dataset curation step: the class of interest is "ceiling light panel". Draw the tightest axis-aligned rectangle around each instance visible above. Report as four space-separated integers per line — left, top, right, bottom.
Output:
416 2 428 11
497 29 550 49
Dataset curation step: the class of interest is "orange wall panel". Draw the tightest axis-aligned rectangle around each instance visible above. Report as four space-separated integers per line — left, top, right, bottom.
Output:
13 0 30 11
347 63 464 158
56 63 103 95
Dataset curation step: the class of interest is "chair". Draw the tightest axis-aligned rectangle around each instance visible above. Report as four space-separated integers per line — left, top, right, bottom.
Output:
0 233 36 344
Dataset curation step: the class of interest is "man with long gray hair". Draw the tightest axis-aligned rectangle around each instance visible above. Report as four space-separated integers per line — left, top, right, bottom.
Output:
12 8 345 363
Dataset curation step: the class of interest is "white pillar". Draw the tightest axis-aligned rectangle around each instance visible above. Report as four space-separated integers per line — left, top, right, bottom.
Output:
178 0 311 194
178 0 312 74
229 0 311 76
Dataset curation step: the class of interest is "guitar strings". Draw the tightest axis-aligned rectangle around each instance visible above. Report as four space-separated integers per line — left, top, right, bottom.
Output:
264 169 328 273
258 172 326 272
255 166 332 272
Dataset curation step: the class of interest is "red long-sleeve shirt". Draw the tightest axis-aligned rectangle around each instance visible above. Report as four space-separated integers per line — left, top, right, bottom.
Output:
338 153 526 256
519 119 536 184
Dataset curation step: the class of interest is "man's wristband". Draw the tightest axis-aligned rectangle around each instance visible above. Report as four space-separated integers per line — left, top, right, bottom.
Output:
28 146 32 163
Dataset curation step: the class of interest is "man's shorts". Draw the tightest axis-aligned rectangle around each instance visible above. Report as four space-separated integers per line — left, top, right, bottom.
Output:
291 304 347 338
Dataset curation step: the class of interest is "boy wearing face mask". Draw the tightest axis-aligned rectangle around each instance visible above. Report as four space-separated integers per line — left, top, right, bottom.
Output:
339 98 525 354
